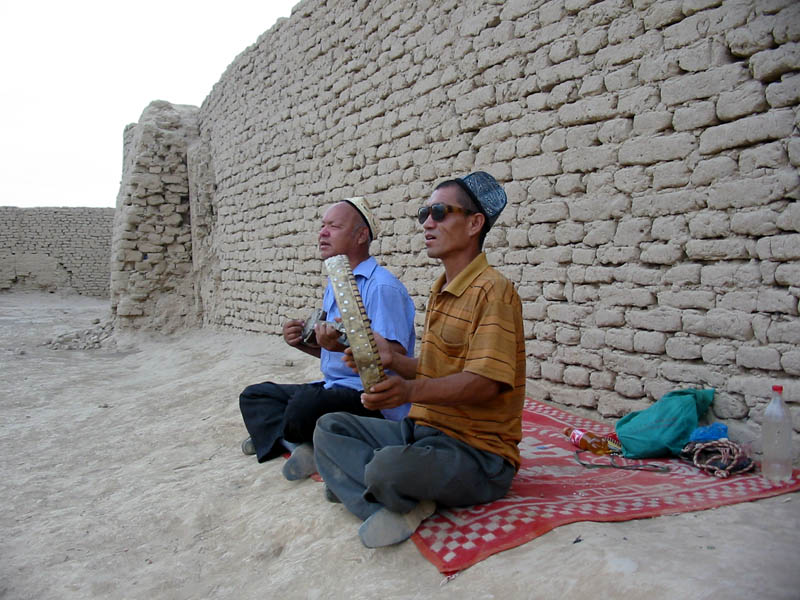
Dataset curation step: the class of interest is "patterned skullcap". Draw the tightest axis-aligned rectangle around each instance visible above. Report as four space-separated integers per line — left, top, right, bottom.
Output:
456 171 507 229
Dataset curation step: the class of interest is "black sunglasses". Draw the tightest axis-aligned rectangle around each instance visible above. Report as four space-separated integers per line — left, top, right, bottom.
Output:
417 203 475 224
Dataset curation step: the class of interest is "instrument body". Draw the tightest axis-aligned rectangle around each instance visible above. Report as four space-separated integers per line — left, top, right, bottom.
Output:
322 254 385 390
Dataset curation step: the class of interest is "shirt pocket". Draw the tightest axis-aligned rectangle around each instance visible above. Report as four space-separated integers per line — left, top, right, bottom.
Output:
427 313 469 361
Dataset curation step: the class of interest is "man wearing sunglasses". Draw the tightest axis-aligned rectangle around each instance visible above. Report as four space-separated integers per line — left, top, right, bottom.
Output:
314 171 525 548
238 197 416 482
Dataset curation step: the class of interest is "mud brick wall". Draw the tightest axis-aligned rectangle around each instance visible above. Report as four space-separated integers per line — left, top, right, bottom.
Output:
115 0 800 445
0 206 114 297
110 101 199 333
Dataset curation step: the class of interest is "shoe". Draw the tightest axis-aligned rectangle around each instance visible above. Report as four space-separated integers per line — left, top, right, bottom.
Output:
358 500 436 548
324 484 341 503
281 443 316 480
241 437 256 455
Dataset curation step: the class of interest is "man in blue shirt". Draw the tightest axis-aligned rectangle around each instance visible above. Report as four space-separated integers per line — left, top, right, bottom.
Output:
239 197 416 481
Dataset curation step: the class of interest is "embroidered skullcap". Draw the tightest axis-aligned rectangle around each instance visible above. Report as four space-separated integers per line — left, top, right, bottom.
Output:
342 196 380 238
456 171 507 229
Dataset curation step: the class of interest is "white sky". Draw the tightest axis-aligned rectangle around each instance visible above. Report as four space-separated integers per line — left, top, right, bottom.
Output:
0 1 298 208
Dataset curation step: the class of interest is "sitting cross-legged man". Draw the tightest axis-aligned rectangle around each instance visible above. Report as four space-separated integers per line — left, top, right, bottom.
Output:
314 172 525 547
239 196 416 481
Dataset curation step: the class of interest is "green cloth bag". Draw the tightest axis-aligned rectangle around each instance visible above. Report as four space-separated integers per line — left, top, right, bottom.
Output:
614 388 714 458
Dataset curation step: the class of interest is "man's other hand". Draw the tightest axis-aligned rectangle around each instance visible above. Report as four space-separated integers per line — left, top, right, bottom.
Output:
283 319 305 347
360 375 411 411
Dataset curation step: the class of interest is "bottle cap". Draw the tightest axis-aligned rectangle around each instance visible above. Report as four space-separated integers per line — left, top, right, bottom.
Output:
772 385 783 393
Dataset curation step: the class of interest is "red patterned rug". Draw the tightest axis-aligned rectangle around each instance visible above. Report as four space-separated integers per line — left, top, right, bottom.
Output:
411 398 800 576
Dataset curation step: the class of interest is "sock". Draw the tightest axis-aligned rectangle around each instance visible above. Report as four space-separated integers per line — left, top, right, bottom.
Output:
358 500 436 548
281 443 316 480
280 438 298 453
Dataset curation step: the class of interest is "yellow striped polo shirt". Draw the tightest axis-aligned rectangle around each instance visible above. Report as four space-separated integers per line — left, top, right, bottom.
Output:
408 253 525 470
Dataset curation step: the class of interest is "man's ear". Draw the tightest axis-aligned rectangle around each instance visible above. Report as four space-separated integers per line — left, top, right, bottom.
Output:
468 212 485 238
357 225 371 245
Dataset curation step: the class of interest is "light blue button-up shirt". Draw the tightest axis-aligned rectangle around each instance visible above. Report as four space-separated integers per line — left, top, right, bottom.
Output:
319 256 416 421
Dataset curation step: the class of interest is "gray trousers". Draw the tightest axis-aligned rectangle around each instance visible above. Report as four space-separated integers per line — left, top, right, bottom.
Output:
313 412 516 521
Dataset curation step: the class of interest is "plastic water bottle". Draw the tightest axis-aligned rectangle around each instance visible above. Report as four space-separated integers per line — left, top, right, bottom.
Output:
563 426 613 454
761 385 793 482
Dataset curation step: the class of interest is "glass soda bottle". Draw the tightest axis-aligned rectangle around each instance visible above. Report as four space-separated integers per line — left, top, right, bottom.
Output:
761 385 793 482
563 426 612 455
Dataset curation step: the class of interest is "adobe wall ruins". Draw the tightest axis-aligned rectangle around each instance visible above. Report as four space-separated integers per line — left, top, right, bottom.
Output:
112 0 800 440
0 206 114 297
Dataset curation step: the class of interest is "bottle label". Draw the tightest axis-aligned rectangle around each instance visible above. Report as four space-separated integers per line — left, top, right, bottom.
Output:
569 429 585 447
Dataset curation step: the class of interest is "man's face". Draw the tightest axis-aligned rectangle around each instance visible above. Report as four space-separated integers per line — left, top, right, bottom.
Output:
421 186 477 260
319 202 364 260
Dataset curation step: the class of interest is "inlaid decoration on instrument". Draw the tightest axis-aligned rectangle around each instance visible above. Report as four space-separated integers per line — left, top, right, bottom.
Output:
323 254 385 391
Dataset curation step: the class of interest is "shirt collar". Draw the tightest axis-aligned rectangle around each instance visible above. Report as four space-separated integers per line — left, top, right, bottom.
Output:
432 253 489 297
352 255 377 279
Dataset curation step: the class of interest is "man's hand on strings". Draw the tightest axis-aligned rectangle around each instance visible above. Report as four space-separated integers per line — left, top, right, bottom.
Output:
314 319 346 352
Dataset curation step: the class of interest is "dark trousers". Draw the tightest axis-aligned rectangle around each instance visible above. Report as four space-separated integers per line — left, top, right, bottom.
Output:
239 381 382 462
313 413 516 521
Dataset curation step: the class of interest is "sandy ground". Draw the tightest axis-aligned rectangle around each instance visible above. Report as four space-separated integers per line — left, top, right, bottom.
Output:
1 290 799 600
